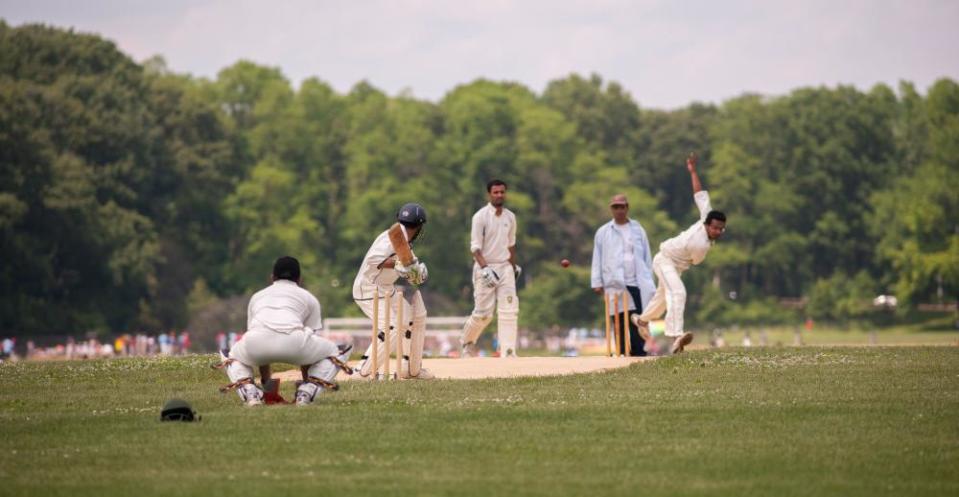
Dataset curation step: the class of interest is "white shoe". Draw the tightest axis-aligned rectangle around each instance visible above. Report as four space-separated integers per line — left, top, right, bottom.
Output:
461 343 476 358
630 315 652 341
294 381 322 406
238 383 264 406
670 333 694 354
400 367 435 380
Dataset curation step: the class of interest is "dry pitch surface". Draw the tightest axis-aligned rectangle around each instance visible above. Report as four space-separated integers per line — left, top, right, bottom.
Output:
275 355 652 381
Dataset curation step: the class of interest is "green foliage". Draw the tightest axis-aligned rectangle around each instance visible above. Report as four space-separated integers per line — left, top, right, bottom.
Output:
519 265 597 330
807 271 878 325
2 23 957 340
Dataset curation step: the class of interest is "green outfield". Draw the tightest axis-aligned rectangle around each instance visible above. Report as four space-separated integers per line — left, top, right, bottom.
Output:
1 347 957 497
694 325 959 347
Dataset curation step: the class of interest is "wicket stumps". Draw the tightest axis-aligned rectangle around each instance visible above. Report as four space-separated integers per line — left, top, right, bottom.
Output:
603 291 631 357
370 290 404 381
604 293 612 356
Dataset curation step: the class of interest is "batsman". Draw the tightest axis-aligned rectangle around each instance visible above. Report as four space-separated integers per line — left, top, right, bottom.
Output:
460 179 521 357
352 203 434 379
632 153 727 353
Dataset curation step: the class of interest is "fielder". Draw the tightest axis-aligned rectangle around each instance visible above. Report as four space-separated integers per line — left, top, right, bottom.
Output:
460 179 521 357
219 256 353 406
352 203 434 379
632 153 726 353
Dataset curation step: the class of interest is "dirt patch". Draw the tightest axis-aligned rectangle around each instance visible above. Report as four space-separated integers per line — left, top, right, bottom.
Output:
275 355 653 382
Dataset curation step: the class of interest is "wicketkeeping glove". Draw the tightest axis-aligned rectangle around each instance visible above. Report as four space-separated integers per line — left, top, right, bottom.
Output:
480 266 500 288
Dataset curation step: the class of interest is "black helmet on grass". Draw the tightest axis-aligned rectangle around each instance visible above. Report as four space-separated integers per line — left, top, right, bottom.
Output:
160 398 199 422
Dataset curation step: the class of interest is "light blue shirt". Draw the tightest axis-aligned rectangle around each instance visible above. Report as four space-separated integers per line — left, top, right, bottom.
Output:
591 219 655 310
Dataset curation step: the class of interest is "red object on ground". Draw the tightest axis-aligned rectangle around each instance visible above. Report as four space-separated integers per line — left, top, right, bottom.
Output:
262 379 289 404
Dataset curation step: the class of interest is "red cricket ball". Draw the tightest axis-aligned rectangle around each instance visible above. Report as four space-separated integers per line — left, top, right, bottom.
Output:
560 259 571 268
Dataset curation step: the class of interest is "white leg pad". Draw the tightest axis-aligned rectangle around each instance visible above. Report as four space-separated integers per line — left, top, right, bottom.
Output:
460 314 492 346
463 264 498 346
496 291 519 357
358 327 402 377
355 294 399 377
403 291 428 377
226 359 255 384
224 361 262 404
306 358 339 384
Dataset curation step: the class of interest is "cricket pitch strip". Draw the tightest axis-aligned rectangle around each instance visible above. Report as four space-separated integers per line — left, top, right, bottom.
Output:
275 356 653 382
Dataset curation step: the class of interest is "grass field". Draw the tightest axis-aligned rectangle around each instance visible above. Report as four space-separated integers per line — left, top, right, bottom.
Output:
1 347 957 496
698 326 959 347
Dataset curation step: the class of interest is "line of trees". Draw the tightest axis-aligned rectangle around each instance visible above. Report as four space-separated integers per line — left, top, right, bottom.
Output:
1 22 956 342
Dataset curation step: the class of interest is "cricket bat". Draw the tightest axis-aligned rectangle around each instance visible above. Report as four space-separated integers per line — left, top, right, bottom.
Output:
387 223 415 266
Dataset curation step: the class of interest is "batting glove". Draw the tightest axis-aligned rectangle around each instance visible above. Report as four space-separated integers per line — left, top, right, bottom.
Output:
513 264 522 280
408 261 429 285
395 261 411 279
480 266 500 288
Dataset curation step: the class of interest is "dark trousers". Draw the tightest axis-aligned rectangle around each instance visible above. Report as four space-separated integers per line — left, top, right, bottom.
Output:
608 286 647 357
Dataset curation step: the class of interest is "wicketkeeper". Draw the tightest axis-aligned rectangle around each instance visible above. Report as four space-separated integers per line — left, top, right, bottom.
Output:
460 179 521 357
632 154 727 353
352 203 434 379
218 256 353 406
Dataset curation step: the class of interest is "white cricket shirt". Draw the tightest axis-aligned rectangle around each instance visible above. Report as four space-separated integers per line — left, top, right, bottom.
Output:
247 279 323 334
470 203 516 265
659 190 715 271
352 229 404 300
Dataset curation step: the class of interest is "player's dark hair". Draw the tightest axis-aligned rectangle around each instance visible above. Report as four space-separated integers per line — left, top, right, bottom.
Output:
486 179 507 192
705 210 726 225
272 256 301 282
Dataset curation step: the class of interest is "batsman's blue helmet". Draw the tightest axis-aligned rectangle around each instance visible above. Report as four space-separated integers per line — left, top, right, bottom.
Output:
396 203 427 227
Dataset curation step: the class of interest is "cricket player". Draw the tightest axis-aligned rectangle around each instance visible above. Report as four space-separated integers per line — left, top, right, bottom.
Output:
352 203 434 379
460 179 521 357
219 256 353 406
590 193 656 356
632 153 726 353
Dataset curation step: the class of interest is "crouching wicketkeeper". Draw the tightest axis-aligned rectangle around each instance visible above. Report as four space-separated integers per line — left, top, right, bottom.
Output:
218 256 352 406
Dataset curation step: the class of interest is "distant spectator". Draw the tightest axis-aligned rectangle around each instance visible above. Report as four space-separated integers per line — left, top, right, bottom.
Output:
180 332 191 354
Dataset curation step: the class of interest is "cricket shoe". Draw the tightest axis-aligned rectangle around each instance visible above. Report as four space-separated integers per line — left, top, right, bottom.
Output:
670 333 694 354
629 315 652 341
294 381 321 406
399 367 435 380
460 342 477 358
238 383 264 407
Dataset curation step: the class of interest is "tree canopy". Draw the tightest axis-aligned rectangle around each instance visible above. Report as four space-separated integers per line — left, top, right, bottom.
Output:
1 22 955 341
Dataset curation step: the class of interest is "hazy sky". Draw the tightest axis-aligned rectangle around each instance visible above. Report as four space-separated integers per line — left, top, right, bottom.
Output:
3 0 957 109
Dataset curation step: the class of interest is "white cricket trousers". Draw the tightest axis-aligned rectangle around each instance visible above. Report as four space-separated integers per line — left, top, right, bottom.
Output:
637 253 687 337
462 261 519 354
226 328 339 383
230 329 338 367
